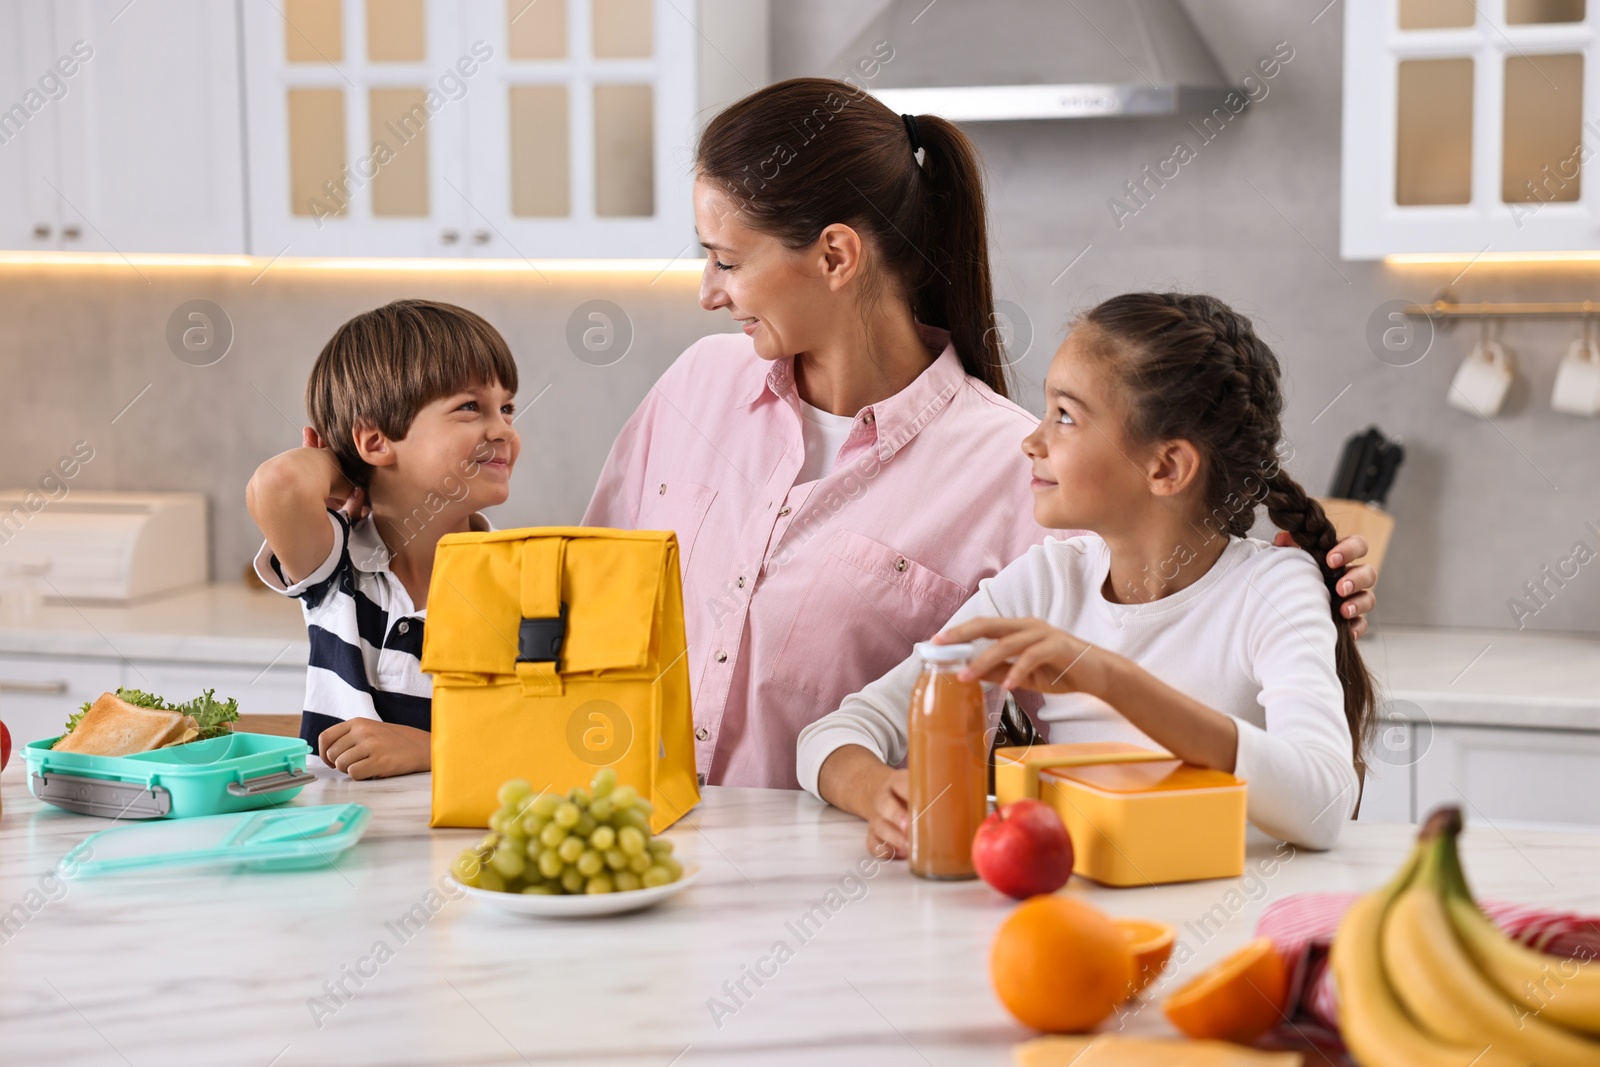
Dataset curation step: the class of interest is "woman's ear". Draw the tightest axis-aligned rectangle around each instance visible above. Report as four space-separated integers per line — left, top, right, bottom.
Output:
815 222 864 291
352 422 395 469
1147 439 1203 498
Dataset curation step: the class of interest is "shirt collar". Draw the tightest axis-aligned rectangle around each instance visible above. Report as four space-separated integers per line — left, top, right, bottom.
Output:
736 323 966 463
348 509 494 574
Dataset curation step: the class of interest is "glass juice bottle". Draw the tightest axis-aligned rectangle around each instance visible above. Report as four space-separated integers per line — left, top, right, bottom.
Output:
908 641 988 880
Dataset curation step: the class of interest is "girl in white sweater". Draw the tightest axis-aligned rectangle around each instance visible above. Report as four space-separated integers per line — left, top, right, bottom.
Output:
798 293 1375 853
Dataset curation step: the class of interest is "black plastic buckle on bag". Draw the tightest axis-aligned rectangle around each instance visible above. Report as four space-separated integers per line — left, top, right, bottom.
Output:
516 602 568 664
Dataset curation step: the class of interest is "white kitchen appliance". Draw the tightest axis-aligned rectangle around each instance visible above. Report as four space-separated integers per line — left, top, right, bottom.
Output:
0 490 209 601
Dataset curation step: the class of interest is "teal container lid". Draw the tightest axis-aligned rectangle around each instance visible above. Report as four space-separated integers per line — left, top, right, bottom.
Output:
65 803 371 876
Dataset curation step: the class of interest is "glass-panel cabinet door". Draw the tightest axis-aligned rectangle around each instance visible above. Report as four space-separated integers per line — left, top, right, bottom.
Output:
242 0 469 257
461 0 698 258
1342 0 1597 258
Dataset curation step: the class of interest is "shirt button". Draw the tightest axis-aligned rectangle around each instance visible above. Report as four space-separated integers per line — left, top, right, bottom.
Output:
863 411 875 424
396 619 411 634
894 558 907 572
778 505 791 517
736 576 745 588
715 650 728 663
695 727 709 741
658 483 667 495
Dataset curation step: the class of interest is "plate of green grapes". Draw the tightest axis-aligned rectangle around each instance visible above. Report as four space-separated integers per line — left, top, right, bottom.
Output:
448 768 698 918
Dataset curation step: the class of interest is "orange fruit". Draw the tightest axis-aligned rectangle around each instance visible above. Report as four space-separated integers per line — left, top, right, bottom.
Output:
990 896 1135 1033
1162 936 1289 1044
1113 917 1175 997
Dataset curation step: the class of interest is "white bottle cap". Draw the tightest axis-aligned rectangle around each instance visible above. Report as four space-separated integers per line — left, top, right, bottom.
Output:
914 640 975 663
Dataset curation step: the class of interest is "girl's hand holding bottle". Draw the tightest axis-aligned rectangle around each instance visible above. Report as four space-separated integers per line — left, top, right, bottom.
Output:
934 617 1109 695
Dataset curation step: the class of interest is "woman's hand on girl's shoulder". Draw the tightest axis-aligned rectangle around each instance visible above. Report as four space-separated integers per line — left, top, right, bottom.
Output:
934 617 1107 695
1274 532 1377 638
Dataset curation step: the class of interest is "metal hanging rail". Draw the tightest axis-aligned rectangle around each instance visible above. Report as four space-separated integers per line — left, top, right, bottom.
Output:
1404 298 1600 318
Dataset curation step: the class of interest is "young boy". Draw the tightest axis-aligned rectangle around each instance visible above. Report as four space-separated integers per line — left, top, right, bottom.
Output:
246 299 520 779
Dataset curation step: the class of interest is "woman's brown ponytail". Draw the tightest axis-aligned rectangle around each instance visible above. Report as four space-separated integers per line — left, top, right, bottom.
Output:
1077 293 1376 786
695 79 1010 399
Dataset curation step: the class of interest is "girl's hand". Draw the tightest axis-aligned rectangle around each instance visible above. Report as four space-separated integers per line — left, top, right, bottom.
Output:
1275 532 1376 638
302 426 370 522
934 617 1105 695
865 769 911 860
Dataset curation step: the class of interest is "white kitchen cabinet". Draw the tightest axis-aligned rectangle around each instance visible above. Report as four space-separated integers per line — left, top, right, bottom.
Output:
241 0 700 259
130 662 307 719
0 0 247 254
0 1 68 252
1414 722 1600 830
0 653 306 756
1342 0 1599 258
1356 718 1417 822
0 652 122 749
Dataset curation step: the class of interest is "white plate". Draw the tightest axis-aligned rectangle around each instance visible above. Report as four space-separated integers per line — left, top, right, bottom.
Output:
450 864 700 918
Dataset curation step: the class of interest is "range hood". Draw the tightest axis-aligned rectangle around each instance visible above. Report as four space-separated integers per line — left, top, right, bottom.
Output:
834 0 1236 122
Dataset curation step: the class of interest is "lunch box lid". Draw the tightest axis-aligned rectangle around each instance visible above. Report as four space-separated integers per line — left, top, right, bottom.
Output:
63 803 371 875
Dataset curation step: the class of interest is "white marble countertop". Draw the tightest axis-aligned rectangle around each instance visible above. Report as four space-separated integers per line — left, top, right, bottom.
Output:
2 763 1598 1066
0 582 308 666
1365 624 1600 731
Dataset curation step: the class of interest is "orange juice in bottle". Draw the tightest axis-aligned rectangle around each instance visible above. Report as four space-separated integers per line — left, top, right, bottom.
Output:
908 641 988 880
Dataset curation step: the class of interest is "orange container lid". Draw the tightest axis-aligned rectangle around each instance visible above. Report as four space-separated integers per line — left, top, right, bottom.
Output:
1044 759 1243 794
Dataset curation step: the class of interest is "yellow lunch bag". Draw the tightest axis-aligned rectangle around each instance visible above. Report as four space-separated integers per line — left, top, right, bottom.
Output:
421 526 700 833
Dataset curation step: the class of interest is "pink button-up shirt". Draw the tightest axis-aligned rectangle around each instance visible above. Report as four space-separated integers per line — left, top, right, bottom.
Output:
581 324 1068 789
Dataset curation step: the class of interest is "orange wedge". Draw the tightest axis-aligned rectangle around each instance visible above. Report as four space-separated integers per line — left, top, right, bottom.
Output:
1113 917 1176 997
1162 936 1289 1044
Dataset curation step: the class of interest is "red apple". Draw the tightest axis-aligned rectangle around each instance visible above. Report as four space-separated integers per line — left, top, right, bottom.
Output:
0 720 10 772
972 799 1074 899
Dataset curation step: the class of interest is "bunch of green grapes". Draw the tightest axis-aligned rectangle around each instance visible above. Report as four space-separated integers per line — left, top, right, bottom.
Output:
450 767 683 895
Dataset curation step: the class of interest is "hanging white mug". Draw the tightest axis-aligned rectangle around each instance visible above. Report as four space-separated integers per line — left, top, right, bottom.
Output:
1551 327 1600 417
1447 336 1514 417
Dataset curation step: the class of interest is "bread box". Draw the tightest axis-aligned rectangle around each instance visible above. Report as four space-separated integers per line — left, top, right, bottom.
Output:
995 742 1247 887
0 490 208 600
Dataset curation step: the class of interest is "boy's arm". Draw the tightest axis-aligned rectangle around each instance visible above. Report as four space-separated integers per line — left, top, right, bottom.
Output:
246 446 356 584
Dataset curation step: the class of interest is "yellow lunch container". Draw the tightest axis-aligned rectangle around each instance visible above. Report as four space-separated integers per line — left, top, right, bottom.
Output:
994 742 1247 887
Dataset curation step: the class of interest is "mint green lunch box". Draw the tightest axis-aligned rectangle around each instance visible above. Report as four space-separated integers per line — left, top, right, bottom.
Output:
24 732 313 819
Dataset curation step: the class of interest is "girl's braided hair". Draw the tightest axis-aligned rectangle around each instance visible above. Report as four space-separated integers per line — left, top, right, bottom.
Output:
1077 292 1375 785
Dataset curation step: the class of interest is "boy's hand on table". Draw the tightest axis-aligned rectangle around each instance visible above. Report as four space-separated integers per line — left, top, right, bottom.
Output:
1275 531 1376 638
935 617 1107 696
318 719 430 779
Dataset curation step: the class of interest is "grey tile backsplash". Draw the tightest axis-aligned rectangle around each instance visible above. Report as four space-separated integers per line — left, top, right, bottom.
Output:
0 0 1595 634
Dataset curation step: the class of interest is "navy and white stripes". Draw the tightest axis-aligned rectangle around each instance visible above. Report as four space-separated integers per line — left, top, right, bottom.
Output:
253 507 492 747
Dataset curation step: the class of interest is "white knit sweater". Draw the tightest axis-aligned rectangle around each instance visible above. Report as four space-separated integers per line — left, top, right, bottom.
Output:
796 535 1362 850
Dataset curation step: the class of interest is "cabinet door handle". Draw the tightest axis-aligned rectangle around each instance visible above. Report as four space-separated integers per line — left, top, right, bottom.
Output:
62 225 81 240
472 230 490 244
0 680 69 695
440 229 459 244
32 224 51 240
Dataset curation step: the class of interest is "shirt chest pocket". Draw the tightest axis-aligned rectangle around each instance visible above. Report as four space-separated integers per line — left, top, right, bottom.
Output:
769 529 969 705
636 479 717 574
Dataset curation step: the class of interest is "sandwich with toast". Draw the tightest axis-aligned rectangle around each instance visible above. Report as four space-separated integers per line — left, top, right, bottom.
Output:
53 687 240 758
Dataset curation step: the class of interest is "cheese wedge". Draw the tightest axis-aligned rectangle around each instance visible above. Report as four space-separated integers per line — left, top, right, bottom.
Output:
53 692 186 757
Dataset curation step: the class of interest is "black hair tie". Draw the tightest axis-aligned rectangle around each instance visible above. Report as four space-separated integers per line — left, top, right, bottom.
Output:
901 113 921 156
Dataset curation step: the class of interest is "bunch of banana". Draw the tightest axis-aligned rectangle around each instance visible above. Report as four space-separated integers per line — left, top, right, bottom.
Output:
1330 805 1600 1067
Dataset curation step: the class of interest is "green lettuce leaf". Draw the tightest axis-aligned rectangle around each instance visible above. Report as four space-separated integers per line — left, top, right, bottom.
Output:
64 687 240 742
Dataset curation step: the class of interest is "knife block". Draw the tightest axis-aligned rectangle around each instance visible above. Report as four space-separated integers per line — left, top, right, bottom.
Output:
1314 498 1394 577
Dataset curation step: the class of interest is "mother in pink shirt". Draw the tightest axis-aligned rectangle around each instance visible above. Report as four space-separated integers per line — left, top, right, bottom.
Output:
581 77 1375 791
